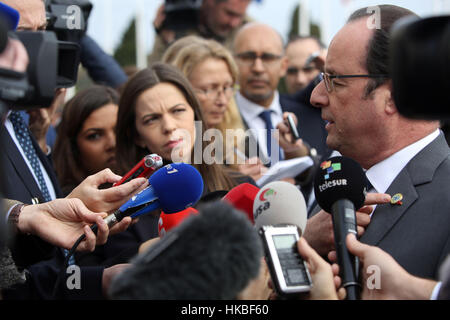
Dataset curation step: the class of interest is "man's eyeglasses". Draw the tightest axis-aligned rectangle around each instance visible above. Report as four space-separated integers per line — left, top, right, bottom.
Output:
235 51 283 67
320 72 389 93
194 85 236 100
287 65 317 76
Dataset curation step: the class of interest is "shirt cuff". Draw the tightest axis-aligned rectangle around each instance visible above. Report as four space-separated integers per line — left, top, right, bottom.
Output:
5 203 20 224
430 282 442 300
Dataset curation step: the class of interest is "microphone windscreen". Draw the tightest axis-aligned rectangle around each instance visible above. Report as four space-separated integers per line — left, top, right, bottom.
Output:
222 183 260 223
150 163 204 213
253 181 307 235
158 207 199 237
109 202 263 300
313 156 367 213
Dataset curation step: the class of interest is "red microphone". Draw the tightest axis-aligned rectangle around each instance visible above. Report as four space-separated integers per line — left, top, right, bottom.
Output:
158 207 199 237
222 183 260 224
113 154 163 187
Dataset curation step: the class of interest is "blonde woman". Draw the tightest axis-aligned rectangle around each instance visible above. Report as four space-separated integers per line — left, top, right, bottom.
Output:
162 36 248 169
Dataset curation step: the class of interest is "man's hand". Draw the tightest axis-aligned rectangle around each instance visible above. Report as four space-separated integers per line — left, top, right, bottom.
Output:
67 169 149 214
17 198 116 252
304 193 391 256
0 38 29 72
103 264 130 298
327 234 438 300
276 113 309 159
297 237 346 300
153 4 175 45
237 157 268 182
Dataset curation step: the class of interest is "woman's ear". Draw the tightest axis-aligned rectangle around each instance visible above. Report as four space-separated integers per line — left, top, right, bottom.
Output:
135 135 147 149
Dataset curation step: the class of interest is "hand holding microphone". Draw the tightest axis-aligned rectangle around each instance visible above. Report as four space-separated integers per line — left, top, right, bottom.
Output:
53 163 204 297
253 181 312 298
313 156 366 300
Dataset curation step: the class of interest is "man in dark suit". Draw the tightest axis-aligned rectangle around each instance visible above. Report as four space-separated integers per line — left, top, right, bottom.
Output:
0 0 142 300
306 5 450 280
233 22 330 164
232 22 330 206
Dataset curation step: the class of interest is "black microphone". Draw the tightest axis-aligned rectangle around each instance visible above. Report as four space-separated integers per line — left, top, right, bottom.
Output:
313 156 367 300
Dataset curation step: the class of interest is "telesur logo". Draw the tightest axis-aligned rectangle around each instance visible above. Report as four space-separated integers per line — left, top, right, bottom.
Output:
318 161 347 192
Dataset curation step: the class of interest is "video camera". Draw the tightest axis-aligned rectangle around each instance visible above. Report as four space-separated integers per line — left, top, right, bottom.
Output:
160 0 202 32
0 2 85 110
45 0 93 43
390 15 450 120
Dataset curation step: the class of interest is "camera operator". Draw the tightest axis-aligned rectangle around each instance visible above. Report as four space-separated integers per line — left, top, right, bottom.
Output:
149 0 252 63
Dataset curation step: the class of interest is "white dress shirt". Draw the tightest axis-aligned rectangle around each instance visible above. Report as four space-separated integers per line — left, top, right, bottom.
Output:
235 91 285 161
4 112 57 201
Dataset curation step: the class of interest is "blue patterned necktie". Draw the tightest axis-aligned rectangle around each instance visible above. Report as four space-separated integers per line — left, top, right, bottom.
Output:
9 111 52 202
259 110 283 165
9 111 75 265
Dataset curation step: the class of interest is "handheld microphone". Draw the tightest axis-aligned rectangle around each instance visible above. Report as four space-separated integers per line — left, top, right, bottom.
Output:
222 183 260 223
98 162 204 231
313 156 367 300
113 154 163 187
53 163 204 298
253 181 308 235
158 207 199 237
157 183 260 237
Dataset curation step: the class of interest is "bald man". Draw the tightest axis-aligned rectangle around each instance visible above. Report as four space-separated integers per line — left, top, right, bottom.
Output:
233 23 330 193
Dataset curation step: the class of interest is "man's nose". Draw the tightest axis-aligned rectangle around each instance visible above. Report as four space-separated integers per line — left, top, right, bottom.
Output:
310 80 329 109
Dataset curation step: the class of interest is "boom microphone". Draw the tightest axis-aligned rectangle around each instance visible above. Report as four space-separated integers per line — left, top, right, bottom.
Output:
313 156 367 300
253 181 308 235
223 183 260 223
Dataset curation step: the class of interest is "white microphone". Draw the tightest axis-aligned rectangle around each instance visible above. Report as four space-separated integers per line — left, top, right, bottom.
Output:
253 181 308 235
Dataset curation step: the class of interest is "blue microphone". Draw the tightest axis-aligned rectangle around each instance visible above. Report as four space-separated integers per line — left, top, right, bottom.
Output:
97 163 204 230
53 163 204 299
0 3 20 30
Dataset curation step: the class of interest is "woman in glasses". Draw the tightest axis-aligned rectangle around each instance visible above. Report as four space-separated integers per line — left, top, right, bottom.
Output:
162 36 247 169
116 62 252 193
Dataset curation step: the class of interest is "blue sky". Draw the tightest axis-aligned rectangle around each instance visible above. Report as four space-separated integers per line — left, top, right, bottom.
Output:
86 0 450 55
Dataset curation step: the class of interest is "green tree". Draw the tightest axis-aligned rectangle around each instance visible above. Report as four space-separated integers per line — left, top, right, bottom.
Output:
113 18 137 68
288 4 321 41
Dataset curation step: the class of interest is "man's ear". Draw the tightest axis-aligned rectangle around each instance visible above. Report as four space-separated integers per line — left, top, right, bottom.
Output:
279 56 289 78
384 81 397 115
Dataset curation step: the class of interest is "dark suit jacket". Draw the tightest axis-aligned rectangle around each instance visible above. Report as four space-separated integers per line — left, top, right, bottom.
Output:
0 124 63 268
239 91 331 162
0 124 105 300
279 92 332 161
360 133 450 280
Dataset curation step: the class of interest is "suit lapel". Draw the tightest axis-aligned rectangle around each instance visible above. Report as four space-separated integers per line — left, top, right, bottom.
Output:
0 126 43 201
361 133 450 246
361 169 418 245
